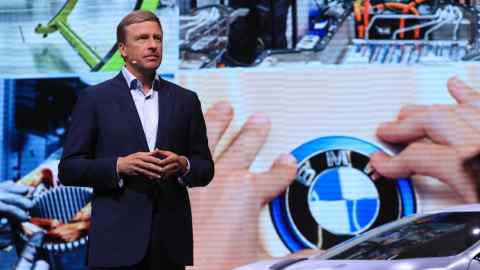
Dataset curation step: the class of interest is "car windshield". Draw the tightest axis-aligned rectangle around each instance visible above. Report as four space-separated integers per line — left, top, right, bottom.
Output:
320 212 480 260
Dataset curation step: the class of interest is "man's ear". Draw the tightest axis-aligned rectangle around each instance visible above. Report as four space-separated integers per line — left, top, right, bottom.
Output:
118 42 127 59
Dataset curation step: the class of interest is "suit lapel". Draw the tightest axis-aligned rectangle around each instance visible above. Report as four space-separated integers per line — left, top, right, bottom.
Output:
155 78 176 150
110 73 149 151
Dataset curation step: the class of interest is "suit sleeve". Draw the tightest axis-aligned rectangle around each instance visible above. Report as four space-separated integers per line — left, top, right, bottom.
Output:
58 91 120 191
181 93 214 188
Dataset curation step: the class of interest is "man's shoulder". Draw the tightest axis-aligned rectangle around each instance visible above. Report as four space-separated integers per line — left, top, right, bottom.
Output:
161 78 197 99
80 75 123 99
84 75 120 93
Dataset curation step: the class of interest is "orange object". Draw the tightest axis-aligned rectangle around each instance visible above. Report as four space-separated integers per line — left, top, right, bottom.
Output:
354 2 362 22
71 202 91 222
363 0 370 38
30 217 63 229
46 221 90 243
375 2 422 39
360 0 427 40
358 25 365 38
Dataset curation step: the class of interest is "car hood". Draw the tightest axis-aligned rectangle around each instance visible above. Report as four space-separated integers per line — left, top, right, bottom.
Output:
235 257 459 270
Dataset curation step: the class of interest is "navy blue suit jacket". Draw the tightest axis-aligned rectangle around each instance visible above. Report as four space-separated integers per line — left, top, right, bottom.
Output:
58 73 214 267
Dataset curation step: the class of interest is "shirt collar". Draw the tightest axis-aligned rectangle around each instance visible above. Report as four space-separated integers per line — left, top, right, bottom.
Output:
121 66 161 92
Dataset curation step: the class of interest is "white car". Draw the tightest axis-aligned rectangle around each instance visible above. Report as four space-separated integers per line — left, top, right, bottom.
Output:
236 204 480 270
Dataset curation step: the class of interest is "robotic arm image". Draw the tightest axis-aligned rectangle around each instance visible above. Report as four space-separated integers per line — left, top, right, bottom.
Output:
34 0 164 71
178 0 480 67
179 3 249 68
348 0 478 64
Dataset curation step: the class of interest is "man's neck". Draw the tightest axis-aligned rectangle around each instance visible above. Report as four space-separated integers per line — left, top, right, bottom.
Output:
125 64 156 94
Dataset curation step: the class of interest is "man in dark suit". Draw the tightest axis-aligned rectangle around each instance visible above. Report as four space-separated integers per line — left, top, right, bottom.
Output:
58 10 214 269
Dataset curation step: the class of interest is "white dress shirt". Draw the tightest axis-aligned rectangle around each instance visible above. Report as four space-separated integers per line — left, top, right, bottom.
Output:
115 67 190 187
122 66 159 151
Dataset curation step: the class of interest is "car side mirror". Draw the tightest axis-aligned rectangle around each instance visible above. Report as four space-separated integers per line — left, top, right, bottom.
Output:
470 255 480 270
474 253 480 262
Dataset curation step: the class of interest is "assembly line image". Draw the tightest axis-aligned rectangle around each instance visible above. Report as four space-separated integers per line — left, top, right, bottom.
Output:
0 76 89 270
0 0 179 75
179 0 480 68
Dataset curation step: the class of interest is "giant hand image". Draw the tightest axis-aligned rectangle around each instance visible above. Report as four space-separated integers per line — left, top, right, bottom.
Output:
188 101 297 270
0 181 33 223
372 77 480 203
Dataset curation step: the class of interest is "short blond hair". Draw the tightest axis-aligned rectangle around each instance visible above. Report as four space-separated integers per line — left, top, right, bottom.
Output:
116 10 162 44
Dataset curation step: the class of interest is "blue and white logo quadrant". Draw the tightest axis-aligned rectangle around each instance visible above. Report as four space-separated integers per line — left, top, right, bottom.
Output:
308 167 380 235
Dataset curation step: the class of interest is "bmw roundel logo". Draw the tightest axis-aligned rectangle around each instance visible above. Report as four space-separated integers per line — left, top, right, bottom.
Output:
269 136 416 251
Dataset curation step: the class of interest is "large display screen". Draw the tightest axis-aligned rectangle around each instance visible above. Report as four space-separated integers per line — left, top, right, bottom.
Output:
1 1 480 270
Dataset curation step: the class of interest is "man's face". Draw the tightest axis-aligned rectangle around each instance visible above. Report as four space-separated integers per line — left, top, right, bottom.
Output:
119 21 163 72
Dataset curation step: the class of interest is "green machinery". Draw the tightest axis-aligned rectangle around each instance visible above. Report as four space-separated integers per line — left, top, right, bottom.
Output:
35 0 161 71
